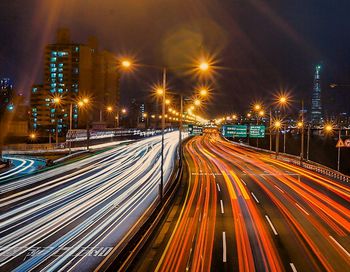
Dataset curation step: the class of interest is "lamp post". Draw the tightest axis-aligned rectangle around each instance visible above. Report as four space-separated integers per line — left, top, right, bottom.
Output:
52 96 61 148
120 58 211 203
78 97 90 150
299 100 305 165
337 128 341 172
274 120 281 159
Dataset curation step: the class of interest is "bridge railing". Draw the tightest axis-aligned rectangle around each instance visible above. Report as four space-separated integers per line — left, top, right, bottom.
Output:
224 137 350 183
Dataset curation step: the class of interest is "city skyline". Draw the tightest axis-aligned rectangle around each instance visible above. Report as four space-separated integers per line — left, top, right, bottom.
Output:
1 1 350 116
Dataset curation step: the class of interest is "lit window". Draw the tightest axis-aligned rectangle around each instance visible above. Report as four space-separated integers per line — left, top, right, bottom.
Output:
50 64 56 68
51 57 57 62
75 46 79 52
32 88 37 93
58 63 63 67
51 51 57 56
58 51 68 57
58 88 63 93
51 83 56 88
58 73 63 78
51 73 56 78
50 89 56 93
51 68 57 72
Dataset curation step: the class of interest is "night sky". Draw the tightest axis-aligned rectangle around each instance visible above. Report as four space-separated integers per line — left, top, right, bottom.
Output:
1 0 350 118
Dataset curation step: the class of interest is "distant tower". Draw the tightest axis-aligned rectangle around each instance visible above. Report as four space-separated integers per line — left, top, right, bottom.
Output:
311 64 323 124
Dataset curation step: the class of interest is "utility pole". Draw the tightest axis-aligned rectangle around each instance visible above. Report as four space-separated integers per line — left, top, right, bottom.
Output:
300 100 304 165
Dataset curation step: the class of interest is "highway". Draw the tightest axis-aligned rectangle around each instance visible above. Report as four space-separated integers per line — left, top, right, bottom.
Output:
0 156 46 182
0 132 180 272
134 132 350 271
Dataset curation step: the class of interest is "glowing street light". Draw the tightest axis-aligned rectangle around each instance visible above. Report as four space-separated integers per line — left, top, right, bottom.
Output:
199 88 208 97
29 133 36 140
254 104 261 111
107 106 113 112
53 97 61 104
121 59 132 69
156 88 164 96
165 99 171 105
121 108 127 114
297 121 303 128
324 123 333 133
274 120 282 129
259 110 265 117
199 62 209 71
279 96 288 105
194 99 201 106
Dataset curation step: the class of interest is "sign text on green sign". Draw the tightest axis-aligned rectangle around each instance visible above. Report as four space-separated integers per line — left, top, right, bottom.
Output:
249 125 265 138
222 125 248 138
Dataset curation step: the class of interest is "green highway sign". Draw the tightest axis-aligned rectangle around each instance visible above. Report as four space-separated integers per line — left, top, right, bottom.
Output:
249 125 265 138
222 125 248 138
188 124 203 135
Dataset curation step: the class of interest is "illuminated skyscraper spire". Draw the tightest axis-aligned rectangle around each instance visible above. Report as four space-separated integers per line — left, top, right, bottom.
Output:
311 64 323 124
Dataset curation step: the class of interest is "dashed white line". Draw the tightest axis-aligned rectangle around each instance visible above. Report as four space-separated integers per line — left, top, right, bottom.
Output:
222 232 227 262
274 185 284 194
217 183 221 192
290 263 298 272
329 235 350 257
251 192 260 203
295 203 310 216
220 200 224 214
265 215 278 235
240 179 247 186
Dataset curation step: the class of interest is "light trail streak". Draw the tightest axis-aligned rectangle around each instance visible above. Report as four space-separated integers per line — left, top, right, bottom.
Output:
156 132 350 271
0 132 181 271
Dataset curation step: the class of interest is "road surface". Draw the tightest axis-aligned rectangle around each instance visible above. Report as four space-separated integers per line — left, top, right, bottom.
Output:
0 156 46 182
133 132 350 271
0 132 180 272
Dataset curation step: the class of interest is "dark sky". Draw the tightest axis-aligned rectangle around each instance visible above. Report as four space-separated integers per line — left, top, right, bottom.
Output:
1 0 350 118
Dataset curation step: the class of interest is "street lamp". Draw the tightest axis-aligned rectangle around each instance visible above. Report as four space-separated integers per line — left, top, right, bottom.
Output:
199 88 208 97
123 57 213 203
274 120 282 159
77 97 90 150
323 123 342 171
29 133 37 141
52 96 62 147
194 99 201 107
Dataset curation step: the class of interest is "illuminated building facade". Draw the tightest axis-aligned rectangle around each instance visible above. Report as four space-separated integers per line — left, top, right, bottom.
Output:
30 28 120 136
311 64 323 124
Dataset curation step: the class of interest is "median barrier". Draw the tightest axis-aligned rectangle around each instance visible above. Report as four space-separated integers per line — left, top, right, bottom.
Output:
224 137 350 183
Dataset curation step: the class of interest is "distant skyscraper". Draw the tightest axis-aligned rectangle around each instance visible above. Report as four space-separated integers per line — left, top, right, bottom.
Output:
30 28 120 135
0 78 14 114
311 64 323 124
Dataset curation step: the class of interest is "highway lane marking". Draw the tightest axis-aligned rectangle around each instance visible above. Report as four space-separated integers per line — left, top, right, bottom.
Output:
295 203 310 216
217 183 221 192
329 235 350 257
265 215 278 235
222 232 227 262
251 192 260 203
274 185 285 194
290 263 298 272
240 179 247 186
220 200 224 214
